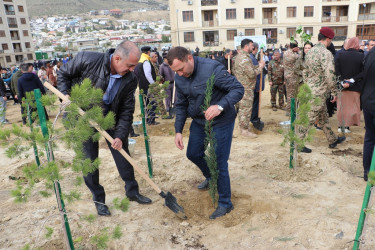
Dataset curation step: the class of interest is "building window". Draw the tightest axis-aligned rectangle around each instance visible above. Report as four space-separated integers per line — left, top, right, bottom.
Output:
0 30 5 37
20 18 26 24
6 56 11 63
304 27 313 35
2 44 9 50
182 11 193 22
304 6 314 17
184 32 194 42
287 27 296 38
23 30 28 36
227 29 237 40
0 17 2 24
287 7 296 18
7 17 17 28
25 42 30 48
356 24 375 40
4 4 15 15
244 8 254 19
226 9 236 20
18 5 23 12
27 54 33 60
245 29 255 36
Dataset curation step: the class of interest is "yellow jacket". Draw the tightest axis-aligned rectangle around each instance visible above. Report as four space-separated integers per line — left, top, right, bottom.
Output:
139 53 151 63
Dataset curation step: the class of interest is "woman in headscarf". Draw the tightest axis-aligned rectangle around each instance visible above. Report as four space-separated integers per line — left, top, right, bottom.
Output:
334 37 364 133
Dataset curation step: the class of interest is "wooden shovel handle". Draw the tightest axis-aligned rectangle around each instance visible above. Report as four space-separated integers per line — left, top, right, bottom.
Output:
43 81 162 194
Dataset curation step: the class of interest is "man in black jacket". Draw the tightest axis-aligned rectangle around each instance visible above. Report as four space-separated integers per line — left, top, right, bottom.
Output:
361 47 375 181
0 69 8 124
58 40 152 216
215 49 233 74
167 47 244 220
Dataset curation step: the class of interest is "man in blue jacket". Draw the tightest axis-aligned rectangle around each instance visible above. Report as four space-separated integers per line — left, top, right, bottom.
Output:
167 47 244 219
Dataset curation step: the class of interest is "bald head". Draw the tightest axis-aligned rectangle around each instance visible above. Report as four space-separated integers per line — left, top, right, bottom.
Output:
114 40 141 60
111 40 141 75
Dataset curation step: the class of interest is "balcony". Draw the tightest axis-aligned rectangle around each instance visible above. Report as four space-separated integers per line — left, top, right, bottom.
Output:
203 41 219 47
8 23 17 28
201 0 217 6
14 48 22 52
5 10 15 15
322 15 348 22
202 20 218 27
262 0 277 3
262 18 277 24
358 13 375 21
10 36 19 40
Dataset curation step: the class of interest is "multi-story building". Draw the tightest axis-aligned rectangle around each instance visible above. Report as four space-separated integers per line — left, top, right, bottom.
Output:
169 0 375 50
0 0 35 67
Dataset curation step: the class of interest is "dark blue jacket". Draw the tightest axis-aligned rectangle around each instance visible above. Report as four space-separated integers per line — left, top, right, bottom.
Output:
250 53 266 92
174 56 244 133
17 72 46 101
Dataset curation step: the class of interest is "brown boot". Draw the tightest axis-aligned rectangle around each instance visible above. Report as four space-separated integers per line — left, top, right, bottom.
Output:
272 106 277 111
240 129 257 138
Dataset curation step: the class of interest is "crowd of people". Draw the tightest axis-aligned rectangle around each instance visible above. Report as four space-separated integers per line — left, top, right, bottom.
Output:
0 27 374 220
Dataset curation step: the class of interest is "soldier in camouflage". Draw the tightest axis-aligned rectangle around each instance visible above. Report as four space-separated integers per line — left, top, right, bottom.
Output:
283 40 302 116
233 39 265 137
267 50 285 111
299 27 346 153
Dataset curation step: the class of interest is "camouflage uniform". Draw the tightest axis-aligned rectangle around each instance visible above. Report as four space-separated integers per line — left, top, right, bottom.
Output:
283 49 302 113
233 50 262 129
299 43 338 144
267 58 285 108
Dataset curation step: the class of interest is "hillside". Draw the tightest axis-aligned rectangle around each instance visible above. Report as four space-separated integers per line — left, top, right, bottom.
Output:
25 0 169 17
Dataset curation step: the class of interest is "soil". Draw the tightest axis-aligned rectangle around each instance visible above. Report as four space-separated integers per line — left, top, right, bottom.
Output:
0 83 372 249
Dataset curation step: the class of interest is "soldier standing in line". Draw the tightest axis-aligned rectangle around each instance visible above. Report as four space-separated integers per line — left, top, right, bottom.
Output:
268 50 285 111
283 40 302 116
299 27 346 153
233 39 265 137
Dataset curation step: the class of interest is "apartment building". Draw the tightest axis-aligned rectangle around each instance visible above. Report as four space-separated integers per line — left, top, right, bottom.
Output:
0 0 35 67
169 0 375 50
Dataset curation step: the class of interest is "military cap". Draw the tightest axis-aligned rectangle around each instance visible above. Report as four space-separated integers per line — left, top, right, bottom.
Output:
141 46 151 52
319 27 335 39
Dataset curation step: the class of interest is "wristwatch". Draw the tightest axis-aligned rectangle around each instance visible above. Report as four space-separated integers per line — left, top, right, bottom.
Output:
217 105 224 112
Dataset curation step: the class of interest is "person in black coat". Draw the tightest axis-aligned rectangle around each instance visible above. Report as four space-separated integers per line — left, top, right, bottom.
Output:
361 45 375 181
0 71 8 124
58 40 152 216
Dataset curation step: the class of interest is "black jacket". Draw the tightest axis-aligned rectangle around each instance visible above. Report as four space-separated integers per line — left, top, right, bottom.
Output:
335 48 364 92
361 48 375 113
134 60 156 92
57 49 137 142
17 72 46 101
0 78 6 97
215 56 231 71
174 56 244 133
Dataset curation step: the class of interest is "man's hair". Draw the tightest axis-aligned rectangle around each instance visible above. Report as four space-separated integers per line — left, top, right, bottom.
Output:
318 33 328 41
241 39 253 48
166 46 190 65
369 39 375 43
224 49 231 54
20 63 29 72
114 40 140 59
273 49 280 54
150 52 157 58
253 42 259 49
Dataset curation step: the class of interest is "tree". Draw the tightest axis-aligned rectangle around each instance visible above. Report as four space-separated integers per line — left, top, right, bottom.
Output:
163 25 171 31
142 27 155 34
162 35 170 43
65 26 71 33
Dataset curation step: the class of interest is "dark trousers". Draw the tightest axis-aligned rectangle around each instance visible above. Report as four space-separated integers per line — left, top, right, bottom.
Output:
363 108 375 175
186 120 234 208
165 82 174 111
83 130 139 203
251 91 260 123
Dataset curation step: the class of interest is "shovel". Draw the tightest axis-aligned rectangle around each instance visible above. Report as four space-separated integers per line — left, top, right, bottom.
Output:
43 81 187 220
169 82 176 118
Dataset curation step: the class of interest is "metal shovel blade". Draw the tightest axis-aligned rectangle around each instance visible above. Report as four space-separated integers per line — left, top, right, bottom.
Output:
160 191 187 220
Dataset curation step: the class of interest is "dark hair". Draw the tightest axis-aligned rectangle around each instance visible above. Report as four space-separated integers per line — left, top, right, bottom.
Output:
20 63 29 72
167 46 190 65
241 39 253 48
217 51 223 57
273 49 280 54
302 41 314 60
224 49 231 54
318 33 328 41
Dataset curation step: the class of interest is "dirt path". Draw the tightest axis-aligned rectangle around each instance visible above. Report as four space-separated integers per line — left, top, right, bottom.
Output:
0 82 371 249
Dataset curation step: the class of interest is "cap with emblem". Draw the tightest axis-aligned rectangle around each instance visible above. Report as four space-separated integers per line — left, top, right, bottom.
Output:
319 27 335 39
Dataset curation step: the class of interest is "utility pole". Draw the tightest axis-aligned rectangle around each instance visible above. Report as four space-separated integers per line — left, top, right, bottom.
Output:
361 4 366 40
176 9 180 46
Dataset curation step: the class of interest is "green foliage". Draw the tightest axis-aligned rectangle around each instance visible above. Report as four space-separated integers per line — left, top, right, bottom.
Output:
90 229 110 250
146 77 169 117
82 214 96 223
45 226 54 238
21 244 30 250
11 181 31 203
113 197 130 212
282 83 318 152
63 190 81 203
201 74 218 206
75 176 84 186
112 225 123 239
368 171 375 186
40 190 52 197
74 236 83 243
291 25 312 45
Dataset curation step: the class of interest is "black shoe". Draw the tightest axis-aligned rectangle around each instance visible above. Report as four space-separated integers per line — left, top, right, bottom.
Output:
364 170 369 182
95 203 111 216
149 122 160 125
209 205 234 220
301 146 312 153
127 194 152 204
130 132 140 137
197 179 209 190
329 136 346 148
314 124 322 130
252 120 264 131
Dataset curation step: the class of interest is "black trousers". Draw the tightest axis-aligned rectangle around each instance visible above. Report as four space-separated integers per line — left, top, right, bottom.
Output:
251 91 260 123
82 130 139 203
363 108 375 175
